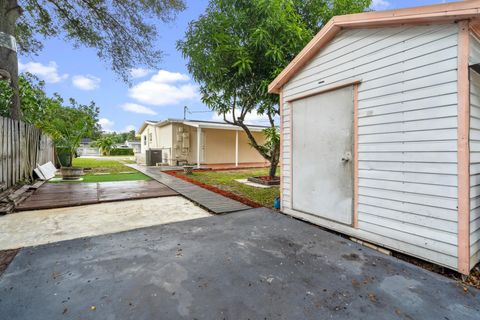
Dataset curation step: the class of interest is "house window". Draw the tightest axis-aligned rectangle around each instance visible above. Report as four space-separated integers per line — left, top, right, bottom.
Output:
143 135 147 146
149 133 153 143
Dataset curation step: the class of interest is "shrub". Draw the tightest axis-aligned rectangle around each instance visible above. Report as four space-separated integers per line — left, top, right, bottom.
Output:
110 148 134 156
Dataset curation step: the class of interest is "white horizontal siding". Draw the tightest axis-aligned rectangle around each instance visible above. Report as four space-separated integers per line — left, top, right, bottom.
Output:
470 34 480 269
281 103 291 209
282 23 459 270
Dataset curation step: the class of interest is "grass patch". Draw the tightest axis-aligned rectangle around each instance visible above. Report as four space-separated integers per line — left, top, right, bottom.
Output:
72 158 136 174
50 157 149 183
179 168 279 208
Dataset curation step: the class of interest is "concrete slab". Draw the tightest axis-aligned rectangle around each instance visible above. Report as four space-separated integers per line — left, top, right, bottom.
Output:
0 208 478 319
235 178 274 188
0 197 210 250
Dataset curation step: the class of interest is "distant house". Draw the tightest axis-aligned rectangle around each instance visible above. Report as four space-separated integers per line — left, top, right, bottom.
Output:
137 119 268 167
125 140 141 154
77 138 99 156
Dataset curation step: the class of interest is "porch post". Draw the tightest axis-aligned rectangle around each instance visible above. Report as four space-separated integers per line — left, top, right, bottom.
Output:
197 127 202 168
235 130 239 167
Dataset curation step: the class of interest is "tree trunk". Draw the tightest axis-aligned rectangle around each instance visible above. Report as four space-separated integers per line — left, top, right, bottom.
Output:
268 141 280 178
268 158 277 177
0 0 21 120
236 121 279 178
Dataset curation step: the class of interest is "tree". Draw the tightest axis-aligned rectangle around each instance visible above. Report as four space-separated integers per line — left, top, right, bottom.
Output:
92 136 115 156
178 0 371 178
0 73 101 134
42 100 99 167
1 72 62 123
127 129 138 141
0 0 186 120
1 73 100 167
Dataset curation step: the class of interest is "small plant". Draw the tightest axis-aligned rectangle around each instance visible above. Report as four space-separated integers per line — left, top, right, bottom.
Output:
92 136 116 156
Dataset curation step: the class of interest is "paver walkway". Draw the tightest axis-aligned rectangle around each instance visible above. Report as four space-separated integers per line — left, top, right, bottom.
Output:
17 180 177 211
128 164 251 214
0 208 478 319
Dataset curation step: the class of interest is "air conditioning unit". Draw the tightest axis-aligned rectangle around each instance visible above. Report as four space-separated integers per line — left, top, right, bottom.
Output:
146 149 162 166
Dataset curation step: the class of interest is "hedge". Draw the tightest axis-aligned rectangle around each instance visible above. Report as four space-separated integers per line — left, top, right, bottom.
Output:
110 148 134 156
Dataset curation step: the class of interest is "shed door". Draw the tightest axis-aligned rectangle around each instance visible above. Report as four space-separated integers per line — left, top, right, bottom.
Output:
291 86 354 225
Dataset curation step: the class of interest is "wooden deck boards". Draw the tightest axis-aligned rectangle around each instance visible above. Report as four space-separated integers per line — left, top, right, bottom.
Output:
16 180 178 211
127 165 251 214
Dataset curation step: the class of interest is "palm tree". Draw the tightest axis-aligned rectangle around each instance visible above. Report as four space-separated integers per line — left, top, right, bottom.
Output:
92 136 115 156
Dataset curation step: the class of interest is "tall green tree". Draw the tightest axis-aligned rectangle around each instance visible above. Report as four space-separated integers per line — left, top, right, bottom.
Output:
43 100 99 167
1 73 100 167
1 72 63 122
0 0 186 120
178 0 371 178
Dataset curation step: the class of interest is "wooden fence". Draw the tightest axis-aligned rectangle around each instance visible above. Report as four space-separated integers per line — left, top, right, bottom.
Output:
0 116 55 191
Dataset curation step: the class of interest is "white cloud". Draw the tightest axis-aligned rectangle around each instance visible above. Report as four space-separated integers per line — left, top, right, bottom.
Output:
120 102 157 115
72 75 101 91
130 68 153 79
124 125 136 132
128 70 198 106
371 0 391 10
150 70 190 83
99 118 115 132
211 110 278 126
18 61 68 83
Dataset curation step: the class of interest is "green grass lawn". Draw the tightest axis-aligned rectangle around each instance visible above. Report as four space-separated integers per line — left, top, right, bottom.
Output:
179 168 279 208
50 157 150 183
72 158 136 174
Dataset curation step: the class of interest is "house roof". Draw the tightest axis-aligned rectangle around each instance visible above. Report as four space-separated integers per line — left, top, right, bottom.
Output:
268 0 480 94
138 118 269 134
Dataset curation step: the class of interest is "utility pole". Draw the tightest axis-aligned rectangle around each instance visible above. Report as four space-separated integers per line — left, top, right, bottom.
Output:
183 106 188 120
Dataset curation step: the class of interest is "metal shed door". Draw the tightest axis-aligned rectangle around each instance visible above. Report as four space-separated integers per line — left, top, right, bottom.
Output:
291 86 354 225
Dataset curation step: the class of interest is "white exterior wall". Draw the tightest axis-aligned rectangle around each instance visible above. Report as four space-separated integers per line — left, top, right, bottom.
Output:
281 24 460 269
470 35 480 269
140 124 174 163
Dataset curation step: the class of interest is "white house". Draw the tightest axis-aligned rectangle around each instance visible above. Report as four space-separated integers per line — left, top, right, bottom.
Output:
137 118 269 167
269 1 480 275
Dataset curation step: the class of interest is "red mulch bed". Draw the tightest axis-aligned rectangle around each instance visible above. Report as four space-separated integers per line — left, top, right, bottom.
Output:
165 170 263 208
0 249 19 276
194 166 269 172
252 176 278 182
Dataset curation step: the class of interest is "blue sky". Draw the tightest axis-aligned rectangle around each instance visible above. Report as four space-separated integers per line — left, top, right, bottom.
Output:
19 0 459 133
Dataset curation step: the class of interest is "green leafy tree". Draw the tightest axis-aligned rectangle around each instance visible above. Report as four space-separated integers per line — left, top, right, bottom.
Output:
1 0 186 120
42 99 99 167
0 73 101 134
92 136 116 156
1 73 63 123
127 129 138 141
1 74 100 167
178 0 371 178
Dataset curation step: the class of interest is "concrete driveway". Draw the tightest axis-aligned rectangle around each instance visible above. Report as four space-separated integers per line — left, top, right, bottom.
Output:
0 197 210 250
0 208 478 319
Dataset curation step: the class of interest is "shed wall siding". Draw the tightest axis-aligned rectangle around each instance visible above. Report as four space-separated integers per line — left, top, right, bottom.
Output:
281 24 459 269
469 35 480 269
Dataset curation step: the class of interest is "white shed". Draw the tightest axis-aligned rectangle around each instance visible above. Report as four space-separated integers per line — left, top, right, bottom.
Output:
269 1 480 275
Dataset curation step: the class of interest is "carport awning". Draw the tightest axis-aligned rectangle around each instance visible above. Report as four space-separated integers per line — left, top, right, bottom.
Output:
183 120 266 132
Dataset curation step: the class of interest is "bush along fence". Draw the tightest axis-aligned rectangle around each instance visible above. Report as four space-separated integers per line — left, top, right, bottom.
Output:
0 116 55 191
110 148 134 156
